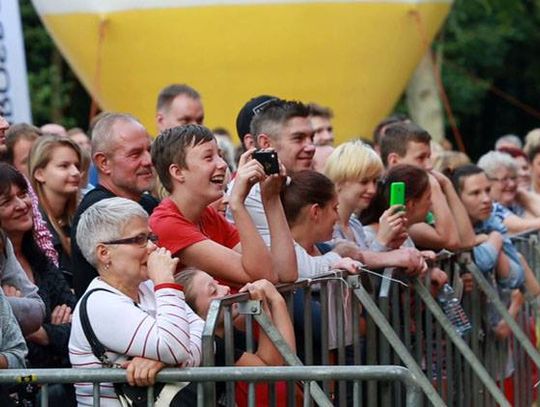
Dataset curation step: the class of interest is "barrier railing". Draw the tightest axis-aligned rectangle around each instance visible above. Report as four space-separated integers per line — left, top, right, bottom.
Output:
0 366 423 407
3 232 540 406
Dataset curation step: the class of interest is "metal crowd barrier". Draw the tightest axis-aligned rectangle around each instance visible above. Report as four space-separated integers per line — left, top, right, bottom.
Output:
0 366 423 407
3 232 540 406
202 237 538 406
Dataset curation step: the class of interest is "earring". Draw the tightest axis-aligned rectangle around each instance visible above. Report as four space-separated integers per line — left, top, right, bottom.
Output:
105 262 111 272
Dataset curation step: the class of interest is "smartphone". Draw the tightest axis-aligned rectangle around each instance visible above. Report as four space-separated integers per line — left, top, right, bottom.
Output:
389 181 405 207
253 150 280 175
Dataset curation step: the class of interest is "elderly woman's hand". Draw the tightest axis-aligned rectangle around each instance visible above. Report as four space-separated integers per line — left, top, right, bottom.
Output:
147 247 178 285
122 357 166 387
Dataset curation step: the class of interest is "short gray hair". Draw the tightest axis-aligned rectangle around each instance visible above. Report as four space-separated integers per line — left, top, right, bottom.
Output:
477 151 517 178
495 134 522 150
91 113 141 156
76 197 148 267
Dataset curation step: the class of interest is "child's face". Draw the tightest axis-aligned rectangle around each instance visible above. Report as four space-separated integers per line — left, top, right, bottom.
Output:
182 140 228 204
191 271 231 318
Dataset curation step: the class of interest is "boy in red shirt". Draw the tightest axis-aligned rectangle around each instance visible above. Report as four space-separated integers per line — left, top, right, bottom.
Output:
149 124 297 287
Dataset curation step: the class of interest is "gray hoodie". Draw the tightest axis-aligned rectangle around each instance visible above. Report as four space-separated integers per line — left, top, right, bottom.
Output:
0 234 45 335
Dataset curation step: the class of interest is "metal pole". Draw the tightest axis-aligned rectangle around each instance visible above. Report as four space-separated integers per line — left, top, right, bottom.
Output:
347 275 446 406
412 279 510 407
0 366 423 406
459 253 540 368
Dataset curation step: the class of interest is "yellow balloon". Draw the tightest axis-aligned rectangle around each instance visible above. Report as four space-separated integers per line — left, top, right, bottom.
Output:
32 0 452 142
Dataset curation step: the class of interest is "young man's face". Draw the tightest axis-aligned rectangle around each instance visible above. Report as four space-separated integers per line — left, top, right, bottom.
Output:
397 141 433 171
272 117 315 173
459 172 493 223
310 116 334 146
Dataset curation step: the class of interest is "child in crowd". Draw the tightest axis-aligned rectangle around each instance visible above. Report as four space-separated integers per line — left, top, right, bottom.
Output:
177 269 299 406
150 124 297 286
29 135 82 284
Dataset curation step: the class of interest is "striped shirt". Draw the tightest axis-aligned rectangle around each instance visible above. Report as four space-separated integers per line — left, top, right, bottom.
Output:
69 278 204 406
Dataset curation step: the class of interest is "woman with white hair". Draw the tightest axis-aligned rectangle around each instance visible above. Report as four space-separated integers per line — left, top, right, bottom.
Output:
477 150 540 234
69 197 204 406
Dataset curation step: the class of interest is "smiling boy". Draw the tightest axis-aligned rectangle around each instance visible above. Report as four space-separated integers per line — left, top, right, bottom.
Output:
149 125 297 286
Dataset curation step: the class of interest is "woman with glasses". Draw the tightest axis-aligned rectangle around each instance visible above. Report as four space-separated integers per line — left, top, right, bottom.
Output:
478 150 540 234
70 197 204 406
0 162 76 405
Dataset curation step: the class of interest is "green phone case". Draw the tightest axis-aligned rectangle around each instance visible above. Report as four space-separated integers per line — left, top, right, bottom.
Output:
389 182 405 207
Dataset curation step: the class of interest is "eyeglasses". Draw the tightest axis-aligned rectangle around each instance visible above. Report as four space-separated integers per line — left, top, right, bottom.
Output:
101 233 158 247
489 175 517 184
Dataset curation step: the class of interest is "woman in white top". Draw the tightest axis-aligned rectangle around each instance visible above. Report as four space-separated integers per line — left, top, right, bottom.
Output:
69 197 204 406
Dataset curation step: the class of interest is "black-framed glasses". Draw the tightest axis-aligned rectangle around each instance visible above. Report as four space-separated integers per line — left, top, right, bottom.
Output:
489 175 517 184
101 233 158 247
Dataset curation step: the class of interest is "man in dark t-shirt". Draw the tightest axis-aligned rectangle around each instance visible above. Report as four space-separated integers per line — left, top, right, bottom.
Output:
71 113 158 298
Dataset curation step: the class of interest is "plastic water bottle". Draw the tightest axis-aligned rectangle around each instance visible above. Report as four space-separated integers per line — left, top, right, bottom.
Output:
437 283 472 336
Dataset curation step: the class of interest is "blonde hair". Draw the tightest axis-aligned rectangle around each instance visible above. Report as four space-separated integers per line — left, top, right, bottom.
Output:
324 140 383 185
29 135 82 256
524 128 540 155
432 150 471 173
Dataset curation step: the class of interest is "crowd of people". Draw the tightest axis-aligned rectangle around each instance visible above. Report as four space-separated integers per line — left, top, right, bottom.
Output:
0 83 539 406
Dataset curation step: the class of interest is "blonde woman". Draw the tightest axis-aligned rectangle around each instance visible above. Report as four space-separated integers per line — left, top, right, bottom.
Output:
324 141 427 273
29 135 81 283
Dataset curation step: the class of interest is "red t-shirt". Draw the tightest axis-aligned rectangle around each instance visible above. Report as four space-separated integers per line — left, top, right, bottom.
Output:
149 197 240 259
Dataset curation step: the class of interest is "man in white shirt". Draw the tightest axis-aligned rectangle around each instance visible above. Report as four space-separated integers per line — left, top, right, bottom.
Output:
227 98 315 243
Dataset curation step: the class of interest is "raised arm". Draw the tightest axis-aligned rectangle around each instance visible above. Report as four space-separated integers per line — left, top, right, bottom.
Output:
434 170 476 249
515 188 540 217
89 248 204 366
227 152 276 282
503 211 540 235
260 163 297 283
408 174 460 250
236 280 295 366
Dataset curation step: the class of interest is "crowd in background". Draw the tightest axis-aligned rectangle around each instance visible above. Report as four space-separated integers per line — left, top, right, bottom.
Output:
0 83 540 406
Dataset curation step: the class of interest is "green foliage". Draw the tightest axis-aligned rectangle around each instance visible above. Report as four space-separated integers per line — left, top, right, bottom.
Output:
19 0 90 129
436 0 540 158
19 0 540 157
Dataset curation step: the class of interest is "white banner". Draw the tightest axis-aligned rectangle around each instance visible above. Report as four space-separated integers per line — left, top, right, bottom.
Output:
0 0 32 123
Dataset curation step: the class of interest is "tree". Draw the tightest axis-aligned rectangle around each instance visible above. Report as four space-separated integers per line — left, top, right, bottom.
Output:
437 0 540 159
19 0 91 129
